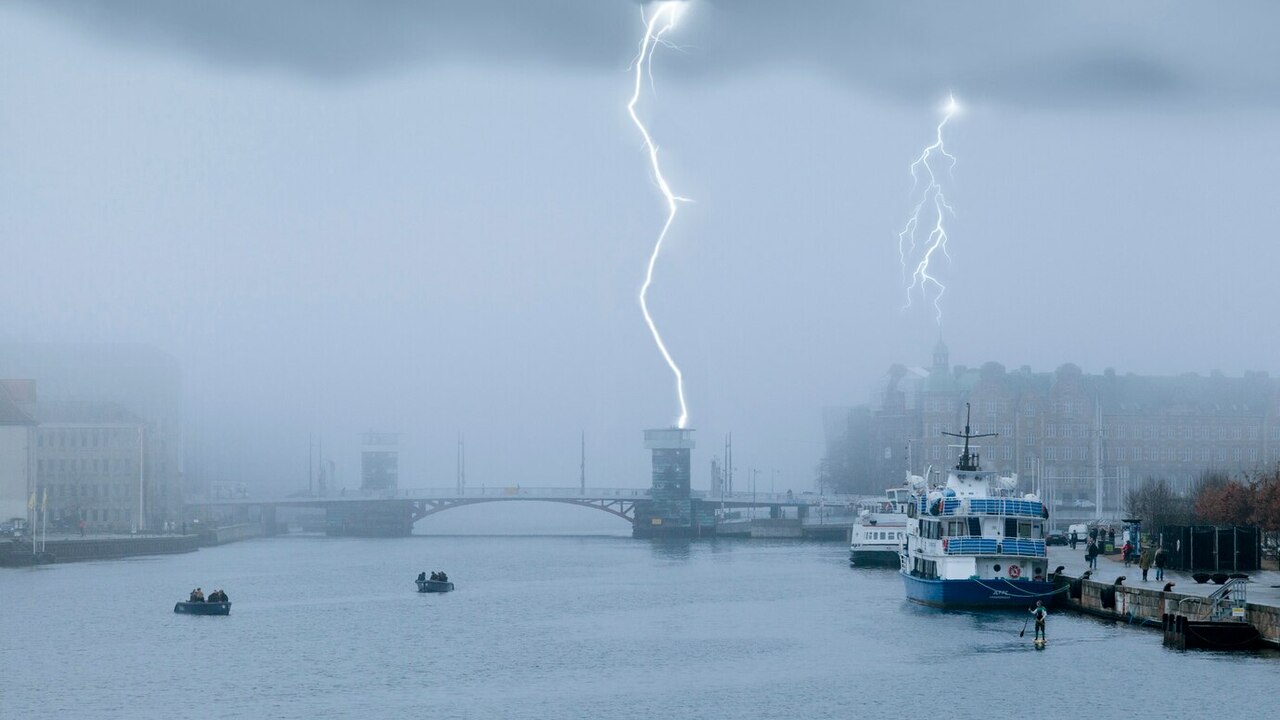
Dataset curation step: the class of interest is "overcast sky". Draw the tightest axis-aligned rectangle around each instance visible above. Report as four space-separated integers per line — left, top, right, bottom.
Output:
3 1 1279 494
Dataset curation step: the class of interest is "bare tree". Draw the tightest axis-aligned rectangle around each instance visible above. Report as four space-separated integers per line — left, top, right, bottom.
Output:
1125 477 1191 531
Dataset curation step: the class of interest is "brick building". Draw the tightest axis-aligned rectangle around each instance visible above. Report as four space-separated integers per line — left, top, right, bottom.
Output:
824 342 1280 524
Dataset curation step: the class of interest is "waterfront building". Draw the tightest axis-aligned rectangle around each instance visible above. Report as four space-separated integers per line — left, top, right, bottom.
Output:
634 428 714 536
34 400 146 533
825 342 1280 523
0 380 37 525
0 344 183 529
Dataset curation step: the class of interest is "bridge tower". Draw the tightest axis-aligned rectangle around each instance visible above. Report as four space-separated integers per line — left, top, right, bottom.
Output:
634 428 714 537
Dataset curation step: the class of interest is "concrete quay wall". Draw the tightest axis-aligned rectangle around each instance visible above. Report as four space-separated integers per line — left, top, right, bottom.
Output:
1061 575 1280 649
0 535 199 566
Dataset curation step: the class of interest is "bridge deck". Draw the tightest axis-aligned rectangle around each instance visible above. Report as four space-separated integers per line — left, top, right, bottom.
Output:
187 488 858 508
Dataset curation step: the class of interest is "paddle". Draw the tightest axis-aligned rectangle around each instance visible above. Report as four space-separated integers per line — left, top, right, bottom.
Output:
1019 615 1030 638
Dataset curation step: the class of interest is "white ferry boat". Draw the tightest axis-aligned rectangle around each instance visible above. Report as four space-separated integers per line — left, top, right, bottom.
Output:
848 488 911 567
901 405 1056 608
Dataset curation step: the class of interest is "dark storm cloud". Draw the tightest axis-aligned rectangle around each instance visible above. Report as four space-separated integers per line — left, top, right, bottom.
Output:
13 0 1278 105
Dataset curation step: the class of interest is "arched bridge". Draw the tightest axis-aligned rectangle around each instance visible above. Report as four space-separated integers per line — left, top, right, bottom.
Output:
186 487 858 537
404 488 647 523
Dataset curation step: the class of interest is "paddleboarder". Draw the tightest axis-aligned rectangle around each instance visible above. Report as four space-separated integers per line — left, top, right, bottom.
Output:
1029 600 1048 643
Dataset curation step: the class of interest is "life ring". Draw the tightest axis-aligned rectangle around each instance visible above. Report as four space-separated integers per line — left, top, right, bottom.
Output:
1008 565 1022 579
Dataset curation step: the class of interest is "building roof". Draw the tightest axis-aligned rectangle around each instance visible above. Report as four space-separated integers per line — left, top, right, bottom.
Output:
0 380 37 426
36 400 143 425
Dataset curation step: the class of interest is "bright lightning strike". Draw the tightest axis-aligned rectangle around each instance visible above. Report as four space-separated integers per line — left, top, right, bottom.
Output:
628 1 691 429
899 94 960 324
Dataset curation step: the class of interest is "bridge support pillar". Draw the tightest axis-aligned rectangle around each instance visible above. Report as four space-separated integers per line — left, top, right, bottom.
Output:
261 505 279 537
770 505 782 520
325 500 414 537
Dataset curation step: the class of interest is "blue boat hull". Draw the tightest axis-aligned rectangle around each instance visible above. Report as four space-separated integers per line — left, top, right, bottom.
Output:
901 572 1056 609
174 601 231 615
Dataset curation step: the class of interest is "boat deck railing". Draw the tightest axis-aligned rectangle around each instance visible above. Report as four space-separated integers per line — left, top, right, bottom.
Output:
918 497 1045 518
943 536 1046 557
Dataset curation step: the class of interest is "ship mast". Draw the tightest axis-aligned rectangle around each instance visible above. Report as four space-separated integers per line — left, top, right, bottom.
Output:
942 403 997 472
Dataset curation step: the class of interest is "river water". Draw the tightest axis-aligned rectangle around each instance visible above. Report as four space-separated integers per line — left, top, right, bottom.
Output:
3 534 1276 719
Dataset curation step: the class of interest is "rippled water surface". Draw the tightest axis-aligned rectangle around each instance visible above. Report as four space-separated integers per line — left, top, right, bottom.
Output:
3 535 1277 719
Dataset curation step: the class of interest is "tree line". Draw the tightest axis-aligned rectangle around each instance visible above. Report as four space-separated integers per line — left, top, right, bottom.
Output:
1126 467 1280 533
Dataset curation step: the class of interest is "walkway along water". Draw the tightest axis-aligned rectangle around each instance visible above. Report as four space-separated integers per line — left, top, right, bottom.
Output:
1047 546 1280 649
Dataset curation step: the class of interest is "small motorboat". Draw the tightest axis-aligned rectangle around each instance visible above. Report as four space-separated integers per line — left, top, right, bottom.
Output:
174 601 231 615
416 579 454 593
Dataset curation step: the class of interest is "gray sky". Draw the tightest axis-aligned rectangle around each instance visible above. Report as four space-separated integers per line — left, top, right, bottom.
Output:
3 1 1279 494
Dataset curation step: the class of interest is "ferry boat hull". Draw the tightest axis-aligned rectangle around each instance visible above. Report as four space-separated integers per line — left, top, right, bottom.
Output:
849 548 901 568
901 573 1056 609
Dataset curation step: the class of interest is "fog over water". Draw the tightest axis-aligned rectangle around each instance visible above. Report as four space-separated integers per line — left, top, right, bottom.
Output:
3 1 1279 496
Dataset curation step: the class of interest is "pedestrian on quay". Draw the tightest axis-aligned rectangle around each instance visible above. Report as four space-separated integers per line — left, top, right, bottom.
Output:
1122 540 1133 567
1069 532 1078 550
1154 545 1168 581
1139 546 1153 581
1086 539 1098 570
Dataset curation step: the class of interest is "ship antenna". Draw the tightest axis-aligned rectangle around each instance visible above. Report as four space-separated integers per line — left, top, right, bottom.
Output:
941 402 997 471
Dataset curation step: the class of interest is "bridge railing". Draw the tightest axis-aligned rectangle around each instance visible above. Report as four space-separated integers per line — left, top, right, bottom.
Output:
712 491 859 506
394 487 653 499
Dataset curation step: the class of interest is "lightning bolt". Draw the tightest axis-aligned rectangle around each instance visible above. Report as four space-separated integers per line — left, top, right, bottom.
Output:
628 1 690 429
899 94 960 324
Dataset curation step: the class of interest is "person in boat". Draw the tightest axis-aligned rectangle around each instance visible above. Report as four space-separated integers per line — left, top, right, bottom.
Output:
417 571 427 583
189 588 200 602
190 588 205 602
430 571 439 581
1029 600 1048 641
439 572 448 582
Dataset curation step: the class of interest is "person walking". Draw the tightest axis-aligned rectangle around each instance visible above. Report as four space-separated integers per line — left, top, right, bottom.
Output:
1122 540 1133 567
1154 545 1168 581
1139 546 1153 581
1086 539 1098 570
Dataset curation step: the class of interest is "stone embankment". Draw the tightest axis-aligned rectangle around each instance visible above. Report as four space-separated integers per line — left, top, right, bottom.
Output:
1048 546 1280 649
0 534 199 566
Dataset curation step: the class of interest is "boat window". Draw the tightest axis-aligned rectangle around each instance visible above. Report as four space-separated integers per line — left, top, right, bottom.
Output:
945 520 966 537
1005 518 1018 538
968 517 982 536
